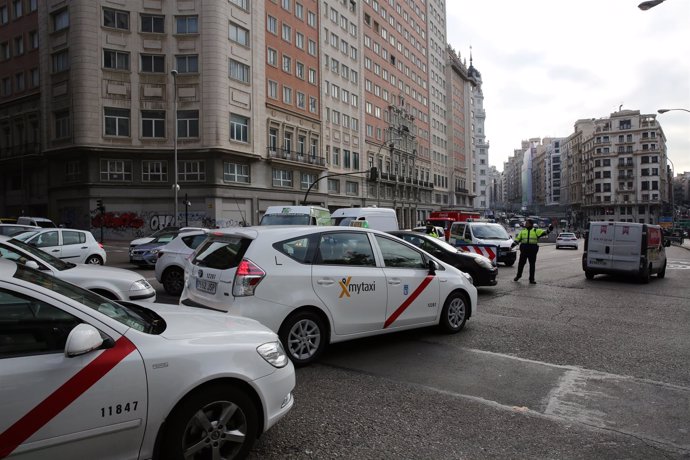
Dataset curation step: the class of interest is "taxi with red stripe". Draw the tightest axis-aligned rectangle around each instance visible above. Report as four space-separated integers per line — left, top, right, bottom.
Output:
180 226 478 366
0 259 294 459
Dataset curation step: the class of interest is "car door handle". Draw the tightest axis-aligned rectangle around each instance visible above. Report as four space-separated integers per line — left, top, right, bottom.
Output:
388 279 401 285
51 249 60 253
317 279 335 286
81 246 88 249
439 279 448 283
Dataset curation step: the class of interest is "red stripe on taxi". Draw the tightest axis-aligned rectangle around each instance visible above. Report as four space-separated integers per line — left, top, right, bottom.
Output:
383 275 435 329
0 336 137 459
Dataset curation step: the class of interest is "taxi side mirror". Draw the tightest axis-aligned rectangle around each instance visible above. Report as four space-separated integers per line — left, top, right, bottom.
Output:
65 324 105 357
428 259 438 275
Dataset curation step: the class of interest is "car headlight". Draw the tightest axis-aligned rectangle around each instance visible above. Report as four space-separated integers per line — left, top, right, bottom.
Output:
460 271 473 285
257 341 289 368
130 279 152 291
474 257 493 269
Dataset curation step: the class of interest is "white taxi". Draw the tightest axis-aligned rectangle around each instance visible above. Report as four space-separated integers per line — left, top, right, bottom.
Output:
181 226 478 365
0 259 294 459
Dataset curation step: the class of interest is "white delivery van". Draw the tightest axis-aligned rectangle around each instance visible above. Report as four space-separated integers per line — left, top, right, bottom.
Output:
16 216 57 228
449 221 517 266
260 205 331 226
583 221 669 283
330 207 399 231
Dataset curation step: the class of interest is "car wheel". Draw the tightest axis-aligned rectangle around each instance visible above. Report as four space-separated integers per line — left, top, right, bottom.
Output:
657 261 667 278
439 291 468 333
639 264 651 284
585 270 595 280
160 383 258 460
85 255 103 265
163 267 185 296
504 260 515 267
279 311 327 367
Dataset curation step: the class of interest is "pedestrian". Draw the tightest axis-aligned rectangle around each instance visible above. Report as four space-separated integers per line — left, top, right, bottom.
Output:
425 222 439 238
512 218 553 284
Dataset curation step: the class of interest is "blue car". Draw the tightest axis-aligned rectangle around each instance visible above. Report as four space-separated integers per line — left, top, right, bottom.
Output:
129 232 177 267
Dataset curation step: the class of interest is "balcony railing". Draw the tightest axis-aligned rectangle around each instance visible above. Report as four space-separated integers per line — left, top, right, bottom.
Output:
267 148 326 167
616 162 634 168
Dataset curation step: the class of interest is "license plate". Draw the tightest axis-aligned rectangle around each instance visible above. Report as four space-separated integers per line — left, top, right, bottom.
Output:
196 278 217 294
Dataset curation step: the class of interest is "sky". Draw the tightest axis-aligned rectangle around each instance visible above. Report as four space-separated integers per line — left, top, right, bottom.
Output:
445 0 690 175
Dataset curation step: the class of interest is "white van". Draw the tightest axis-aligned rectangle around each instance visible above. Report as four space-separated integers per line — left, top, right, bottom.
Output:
330 207 399 231
449 221 517 266
583 221 669 283
16 216 56 228
260 205 331 226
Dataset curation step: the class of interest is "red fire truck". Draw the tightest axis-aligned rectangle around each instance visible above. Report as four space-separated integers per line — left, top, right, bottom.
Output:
427 211 482 241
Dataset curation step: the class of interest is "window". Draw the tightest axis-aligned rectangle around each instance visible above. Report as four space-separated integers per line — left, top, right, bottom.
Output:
295 2 303 18
14 72 24 92
228 59 250 83
267 15 277 34
316 232 375 266
283 86 292 104
0 288 81 358
308 68 316 84
223 162 250 183
229 22 249 46
301 172 316 190
54 111 70 139
296 92 305 109
142 160 167 182
374 235 426 268
141 110 165 138
296 61 304 79
308 10 316 27
100 159 132 181
12 0 22 18
282 23 292 42
29 31 38 49
177 110 199 138
14 36 23 56
272 169 293 187
229 0 249 9
282 55 291 73
268 80 278 99
309 96 317 113
103 49 130 70
0 5 7 25
29 0 37 12
104 108 130 137
179 160 205 181
103 8 129 30
230 114 249 142
296 32 304 49
141 14 164 33
140 54 165 73
267 48 277 66
282 0 291 10
175 55 198 73
345 180 358 195
328 178 340 193
52 50 69 73
308 39 317 56
29 68 39 87
176 15 198 34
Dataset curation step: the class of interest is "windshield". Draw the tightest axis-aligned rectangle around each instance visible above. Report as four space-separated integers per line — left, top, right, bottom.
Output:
472 224 510 240
37 221 56 228
152 233 178 244
260 214 311 225
2 238 74 271
12 264 161 333
559 233 575 238
12 231 38 241
332 217 355 226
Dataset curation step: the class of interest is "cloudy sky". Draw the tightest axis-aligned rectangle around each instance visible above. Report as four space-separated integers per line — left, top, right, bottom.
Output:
446 0 690 174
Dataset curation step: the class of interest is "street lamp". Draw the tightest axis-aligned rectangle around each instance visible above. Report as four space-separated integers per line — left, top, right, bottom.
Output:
170 69 179 226
638 0 666 10
658 108 690 114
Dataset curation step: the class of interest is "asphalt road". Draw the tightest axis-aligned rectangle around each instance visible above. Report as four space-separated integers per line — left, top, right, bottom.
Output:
104 242 690 459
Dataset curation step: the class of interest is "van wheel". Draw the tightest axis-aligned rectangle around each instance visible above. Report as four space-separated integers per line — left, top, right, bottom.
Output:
585 270 595 280
639 265 651 284
279 311 327 367
657 261 667 279
504 260 515 267
439 292 468 333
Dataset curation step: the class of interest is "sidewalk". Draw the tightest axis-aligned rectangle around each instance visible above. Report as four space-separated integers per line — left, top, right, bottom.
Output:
680 240 690 251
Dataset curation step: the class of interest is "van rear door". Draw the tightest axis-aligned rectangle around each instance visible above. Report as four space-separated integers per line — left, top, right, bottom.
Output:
586 222 614 269
610 223 642 272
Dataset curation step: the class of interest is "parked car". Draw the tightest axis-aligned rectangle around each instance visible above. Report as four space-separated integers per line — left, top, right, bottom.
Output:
0 223 38 237
129 226 203 262
388 230 498 287
16 216 57 228
0 258 294 459
0 235 156 302
181 226 478 366
155 229 210 295
555 232 579 250
14 228 107 265
129 232 179 267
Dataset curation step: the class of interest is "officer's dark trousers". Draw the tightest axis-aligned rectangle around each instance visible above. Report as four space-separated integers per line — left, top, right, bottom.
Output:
516 243 539 281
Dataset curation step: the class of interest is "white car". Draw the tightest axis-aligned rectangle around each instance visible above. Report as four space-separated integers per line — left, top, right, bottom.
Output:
181 226 478 365
0 235 156 302
0 258 295 459
155 229 210 295
14 228 107 265
555 232 579 250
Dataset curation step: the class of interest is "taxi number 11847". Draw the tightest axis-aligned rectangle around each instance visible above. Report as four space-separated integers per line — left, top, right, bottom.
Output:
100 401 138 417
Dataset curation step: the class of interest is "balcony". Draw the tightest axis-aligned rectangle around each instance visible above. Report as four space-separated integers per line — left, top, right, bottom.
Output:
617 173 635 179
267 148 326 168
616 161 634 168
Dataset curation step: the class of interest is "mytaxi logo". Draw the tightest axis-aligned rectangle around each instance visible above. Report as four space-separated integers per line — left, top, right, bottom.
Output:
339 277 352 298
339 276 375 298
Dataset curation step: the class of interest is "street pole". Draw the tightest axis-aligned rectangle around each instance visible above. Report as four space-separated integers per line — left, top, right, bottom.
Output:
171 69 179 227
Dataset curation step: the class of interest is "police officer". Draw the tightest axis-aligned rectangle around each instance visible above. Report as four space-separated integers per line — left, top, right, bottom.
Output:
512 219 553 284
425 222 439 238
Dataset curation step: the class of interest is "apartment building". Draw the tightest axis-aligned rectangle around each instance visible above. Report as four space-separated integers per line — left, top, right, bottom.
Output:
467 55 489 210
320 0 365 209
0 0 42 216
361 0 433 229
561 119 594 228
544 137 563 206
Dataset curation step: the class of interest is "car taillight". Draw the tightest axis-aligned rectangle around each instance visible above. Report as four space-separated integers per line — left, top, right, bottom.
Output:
98 243 104 248
232 259 266 297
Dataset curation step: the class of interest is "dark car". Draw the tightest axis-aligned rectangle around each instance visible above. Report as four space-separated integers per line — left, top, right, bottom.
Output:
389 230 498 287
129 232 178 267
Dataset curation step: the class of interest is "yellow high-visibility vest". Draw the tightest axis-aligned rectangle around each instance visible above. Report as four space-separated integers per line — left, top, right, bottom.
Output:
515 227 547 245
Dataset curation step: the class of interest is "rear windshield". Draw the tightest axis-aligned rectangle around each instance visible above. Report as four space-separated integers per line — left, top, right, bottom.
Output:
37 221 56 228
192 236 251 270
260 214 311 225
332 217 355 226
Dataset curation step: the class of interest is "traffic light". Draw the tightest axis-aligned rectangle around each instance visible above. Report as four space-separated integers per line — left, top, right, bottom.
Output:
96 199 105 213
369 166 379 182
